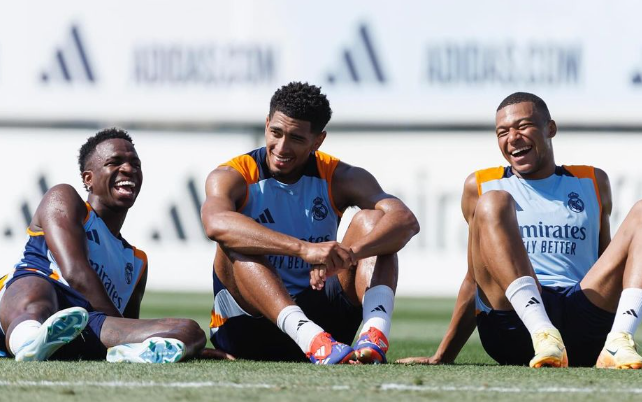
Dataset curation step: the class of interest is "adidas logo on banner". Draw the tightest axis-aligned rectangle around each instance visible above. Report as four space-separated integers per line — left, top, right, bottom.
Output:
623 309 638 318
525 297 541 307
255 208 275 224
327 23 386 85
41 24 96 84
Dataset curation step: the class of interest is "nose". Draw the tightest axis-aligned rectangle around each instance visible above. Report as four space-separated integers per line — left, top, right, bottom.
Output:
507 127 522 143
120 162 139 174
274 136 291 154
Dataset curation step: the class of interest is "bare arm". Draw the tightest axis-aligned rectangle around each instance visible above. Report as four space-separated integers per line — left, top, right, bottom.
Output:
123 268 147 319
397 172 478 364
594 168 612 256
333 163 420 259
201 167 354 269
34 184 122 317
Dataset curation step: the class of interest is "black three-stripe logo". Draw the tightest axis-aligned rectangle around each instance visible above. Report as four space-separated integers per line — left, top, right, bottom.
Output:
297 320 309 331
327 23 386 85
86 229 101 245
41 24 96 84
255 208 275 224
371 305 387 313
525 297 541 308
623 309 639 318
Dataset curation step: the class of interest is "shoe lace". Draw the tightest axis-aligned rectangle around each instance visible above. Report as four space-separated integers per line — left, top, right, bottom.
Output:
534 330 563 352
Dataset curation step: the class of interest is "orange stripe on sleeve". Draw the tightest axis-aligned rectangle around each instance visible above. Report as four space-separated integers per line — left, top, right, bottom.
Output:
26 227 44 236
563 165 602 224
315 151 342 216
474 166 505 196
83 202 92 224
133 248 148 287
220 154 260 211
0 274 8 290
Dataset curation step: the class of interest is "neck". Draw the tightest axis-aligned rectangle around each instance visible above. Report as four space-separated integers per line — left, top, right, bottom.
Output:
87 196 128 236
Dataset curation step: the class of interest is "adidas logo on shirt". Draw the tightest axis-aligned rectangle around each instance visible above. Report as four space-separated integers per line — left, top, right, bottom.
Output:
254 208 275 224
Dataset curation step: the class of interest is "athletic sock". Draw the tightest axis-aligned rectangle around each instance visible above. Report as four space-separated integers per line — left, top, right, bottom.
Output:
8 320 41 355
505 276 555 335
276 305 324 353
610 288 642 335
360 285 395 338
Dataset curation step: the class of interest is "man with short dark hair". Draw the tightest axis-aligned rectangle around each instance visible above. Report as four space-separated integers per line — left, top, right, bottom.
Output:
0 128 207 362
398 92 642 369
201 82 419 364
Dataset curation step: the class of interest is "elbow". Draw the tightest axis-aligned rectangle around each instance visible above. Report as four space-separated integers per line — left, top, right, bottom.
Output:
202 213 227 242
405 210 420 237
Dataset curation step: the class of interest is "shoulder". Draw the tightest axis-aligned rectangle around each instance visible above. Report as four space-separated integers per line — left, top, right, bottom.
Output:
32 184 87 228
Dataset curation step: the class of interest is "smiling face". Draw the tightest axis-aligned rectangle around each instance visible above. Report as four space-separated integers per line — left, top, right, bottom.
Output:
495 101 557 179
264 111 326 184
82 138 143 210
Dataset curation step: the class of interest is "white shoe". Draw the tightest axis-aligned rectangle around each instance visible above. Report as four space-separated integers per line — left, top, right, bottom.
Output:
14 307 89 361
107 337 185 363
596 332 642 369
529 328 568 368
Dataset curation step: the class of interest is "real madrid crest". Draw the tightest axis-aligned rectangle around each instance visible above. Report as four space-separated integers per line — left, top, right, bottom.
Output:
567 192 584 213
311 197 329 221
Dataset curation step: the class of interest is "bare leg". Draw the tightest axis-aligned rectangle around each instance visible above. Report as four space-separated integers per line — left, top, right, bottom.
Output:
0 275 58 352
338 209 398 305
214 248 295 322
470 190 539 310
100 316 206 358
582 200 642 311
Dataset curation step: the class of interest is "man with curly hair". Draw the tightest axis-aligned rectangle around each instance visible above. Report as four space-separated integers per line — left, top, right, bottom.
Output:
0 128 207 362
201 82 419 364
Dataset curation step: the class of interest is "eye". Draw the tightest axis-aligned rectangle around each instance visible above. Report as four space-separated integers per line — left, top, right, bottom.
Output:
497 131 507 138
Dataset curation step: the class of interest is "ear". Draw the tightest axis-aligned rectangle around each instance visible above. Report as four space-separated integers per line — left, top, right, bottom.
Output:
265 115 270 132
312 131 327 152
82 171 93 192
547 120 557 139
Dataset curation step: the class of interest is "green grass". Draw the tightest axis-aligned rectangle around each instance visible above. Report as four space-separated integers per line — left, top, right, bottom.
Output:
1 293 641 402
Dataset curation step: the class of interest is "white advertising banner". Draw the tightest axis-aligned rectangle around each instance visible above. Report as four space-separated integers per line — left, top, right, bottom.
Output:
1 0 642 125
1 129 641 296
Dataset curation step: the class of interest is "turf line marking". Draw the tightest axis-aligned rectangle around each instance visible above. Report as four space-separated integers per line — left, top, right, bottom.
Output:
0 381 274 389
2 381 642 393
381 384 642 394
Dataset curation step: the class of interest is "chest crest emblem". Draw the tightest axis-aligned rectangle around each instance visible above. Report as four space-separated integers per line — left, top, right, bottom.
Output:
567 192 584 213
311 197 329 221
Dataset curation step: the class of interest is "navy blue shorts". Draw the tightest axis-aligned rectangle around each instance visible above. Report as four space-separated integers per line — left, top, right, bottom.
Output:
211 275 362 362
0 270 108 360
476 283 615 367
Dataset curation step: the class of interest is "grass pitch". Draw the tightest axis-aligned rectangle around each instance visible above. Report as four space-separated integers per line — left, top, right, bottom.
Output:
1 293 641 402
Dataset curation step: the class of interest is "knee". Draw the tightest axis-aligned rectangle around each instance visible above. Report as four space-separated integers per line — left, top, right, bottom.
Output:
475 190 516 223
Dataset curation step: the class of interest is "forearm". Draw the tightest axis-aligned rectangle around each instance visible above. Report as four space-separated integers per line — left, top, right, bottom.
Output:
349 209 419 259
205 211 303 257
432 276 477 364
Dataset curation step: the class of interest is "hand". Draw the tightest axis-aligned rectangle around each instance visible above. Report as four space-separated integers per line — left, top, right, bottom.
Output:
300 241 356 272
395 355 442 365
197 347 236 360
309 264 335 290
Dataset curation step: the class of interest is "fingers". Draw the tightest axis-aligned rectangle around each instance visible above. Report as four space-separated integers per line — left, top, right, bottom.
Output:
309 266 327 290
395 356 432 365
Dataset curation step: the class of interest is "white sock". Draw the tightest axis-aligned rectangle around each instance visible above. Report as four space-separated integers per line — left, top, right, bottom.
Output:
361 285 394 338
610 288 642 335
505 276 555 334
276 305 323 353
8 320 41 355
